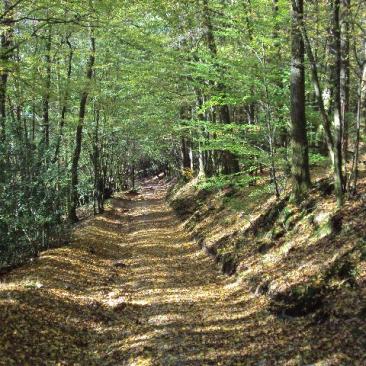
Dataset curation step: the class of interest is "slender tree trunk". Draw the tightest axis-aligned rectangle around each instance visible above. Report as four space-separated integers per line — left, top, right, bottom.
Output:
340 0 350 186
180 107 193 171
131 164 135 190
195 89 206 177
42 25 52 147
273 0 288 152
350 38 366 193
300 23 335 162
290 0 311 203
181 137 192 170
53 36 73 163
220 105 240 174
69 34 95 223
93 106 103 214
0 0 13 141
31 103 36 142
243 0 256 127
198 141 205 177
331 0 344 206
263 97 280 198
202 0 239 175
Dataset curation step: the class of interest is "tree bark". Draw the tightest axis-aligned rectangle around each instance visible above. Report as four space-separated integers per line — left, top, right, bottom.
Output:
42 25 52 147
202 0 239 175
340 0 350 183
69 34 95 223
331 0 344 206
349 37 366 193
243 0 256 126
300 22 335 162
181 137 192 170
53 36 73 163
180 107 193 171
0 0 13 141
290 0 311 203
93 105 103 214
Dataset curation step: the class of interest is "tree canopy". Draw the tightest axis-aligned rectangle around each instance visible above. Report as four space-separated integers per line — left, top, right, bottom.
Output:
0 0 365 267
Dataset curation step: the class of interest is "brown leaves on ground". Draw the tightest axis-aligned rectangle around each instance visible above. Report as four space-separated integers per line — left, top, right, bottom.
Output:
0 181 365 365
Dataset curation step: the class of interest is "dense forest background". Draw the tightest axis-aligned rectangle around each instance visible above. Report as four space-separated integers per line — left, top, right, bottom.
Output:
0 0 365 269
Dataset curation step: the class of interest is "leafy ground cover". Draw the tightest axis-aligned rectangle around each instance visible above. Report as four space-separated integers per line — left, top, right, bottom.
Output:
0 180 365 365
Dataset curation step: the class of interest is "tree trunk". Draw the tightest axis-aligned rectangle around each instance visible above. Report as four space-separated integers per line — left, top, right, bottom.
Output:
340 0 350 185
202 0 240 175
195 89 206 178
331 0 344 206
220 104 240 174
300 23 335 162
42 25 52 148
181 137 192 170
92 105 103 214
131 164 135 190
53 36 73 163
349 38 366 193
290 0 311 203
243 0 256 127
0 0 13 141
69 34 95 223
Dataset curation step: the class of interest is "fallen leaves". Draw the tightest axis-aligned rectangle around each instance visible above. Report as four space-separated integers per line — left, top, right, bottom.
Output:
0 182 365 365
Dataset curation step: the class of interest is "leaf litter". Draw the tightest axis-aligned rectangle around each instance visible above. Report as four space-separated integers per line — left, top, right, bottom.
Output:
0 181 365 365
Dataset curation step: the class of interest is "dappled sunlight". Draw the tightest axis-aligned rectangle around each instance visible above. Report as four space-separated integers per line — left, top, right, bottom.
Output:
0 182 361 365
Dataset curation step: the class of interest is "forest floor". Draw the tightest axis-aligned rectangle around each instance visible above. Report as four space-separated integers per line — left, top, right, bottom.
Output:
0 180 364 365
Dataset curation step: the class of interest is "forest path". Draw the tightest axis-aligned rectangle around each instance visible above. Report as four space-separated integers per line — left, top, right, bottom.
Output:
0 181 268 366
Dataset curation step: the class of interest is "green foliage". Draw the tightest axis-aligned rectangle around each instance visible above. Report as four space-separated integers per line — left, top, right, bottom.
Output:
0 143 69 268
196 173 257 192
309 152 328 166
0 0 364 268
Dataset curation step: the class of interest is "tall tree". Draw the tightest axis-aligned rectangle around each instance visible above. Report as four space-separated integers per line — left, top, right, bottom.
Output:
69 33 95 222
53 35 74 164
349 24 366 193
42 25 52 147
290 0 311 202
332 0 344 206
340 0 350 179
202 0 240 175
0 0 12 141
